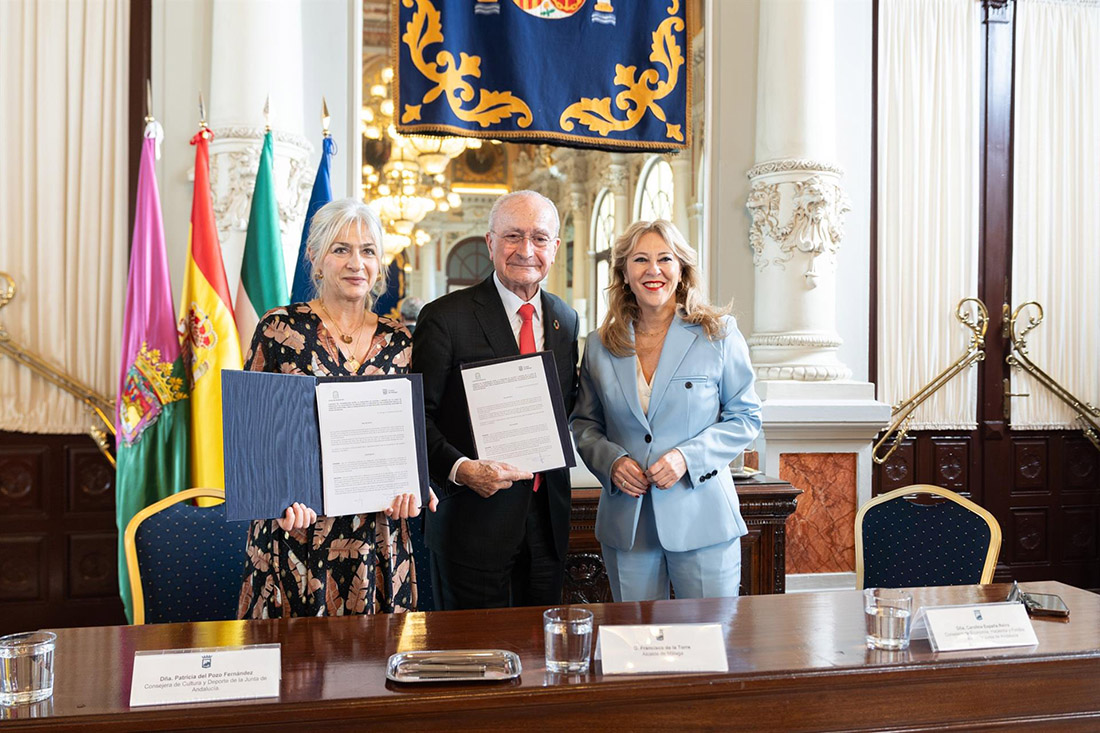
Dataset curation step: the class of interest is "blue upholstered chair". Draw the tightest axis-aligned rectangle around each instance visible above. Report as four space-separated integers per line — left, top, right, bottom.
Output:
123 488 249 624
855 484 1001 590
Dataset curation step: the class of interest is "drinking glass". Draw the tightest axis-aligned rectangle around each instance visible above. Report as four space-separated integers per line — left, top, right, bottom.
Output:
864 588 912 650
0 631 56 706
543 607 593 674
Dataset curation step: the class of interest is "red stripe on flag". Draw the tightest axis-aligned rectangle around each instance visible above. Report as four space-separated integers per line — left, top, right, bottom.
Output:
190 130 234 310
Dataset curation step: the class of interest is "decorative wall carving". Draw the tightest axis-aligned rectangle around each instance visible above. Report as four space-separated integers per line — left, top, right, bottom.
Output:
1012 509 1048 562
754 364 850 381
747 172 851 286
1013 440 1048 491
604 159 629 195
747 159 844 178
0 536 44 601
747 333 843 349
209 127 314 237
0 449 43 513
932 441 969 492
67 533 117 598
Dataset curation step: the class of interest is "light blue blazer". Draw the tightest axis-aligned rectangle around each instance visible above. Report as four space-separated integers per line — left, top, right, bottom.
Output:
571 315 762 553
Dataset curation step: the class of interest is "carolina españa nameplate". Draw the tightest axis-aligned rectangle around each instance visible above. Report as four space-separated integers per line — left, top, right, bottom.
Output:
917 602 1038 652
597 624 728 674
129 644 281 707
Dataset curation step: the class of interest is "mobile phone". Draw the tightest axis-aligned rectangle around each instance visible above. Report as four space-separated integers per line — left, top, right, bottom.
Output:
1022 592 1070 618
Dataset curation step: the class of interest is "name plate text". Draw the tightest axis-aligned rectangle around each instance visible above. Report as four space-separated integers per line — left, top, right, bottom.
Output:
130 644 281 707
597 623 728 674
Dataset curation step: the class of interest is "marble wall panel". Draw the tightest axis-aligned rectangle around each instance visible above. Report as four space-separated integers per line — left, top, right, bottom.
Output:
781 452 857 574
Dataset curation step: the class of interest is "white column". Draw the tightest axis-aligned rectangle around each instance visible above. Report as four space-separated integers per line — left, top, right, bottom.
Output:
569 183 590 331
747 0 889 592
670 152 692 237
207 0 314 300
608 152 630 233
748 0 849 381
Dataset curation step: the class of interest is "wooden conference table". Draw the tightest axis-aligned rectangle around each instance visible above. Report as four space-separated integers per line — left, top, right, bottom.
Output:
3 582 1099 731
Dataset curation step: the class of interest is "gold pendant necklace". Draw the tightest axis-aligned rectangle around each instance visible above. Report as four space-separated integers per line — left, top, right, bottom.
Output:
317 301 364 372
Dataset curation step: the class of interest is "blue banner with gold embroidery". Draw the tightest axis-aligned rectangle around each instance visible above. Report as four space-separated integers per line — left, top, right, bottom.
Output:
394 0 690 152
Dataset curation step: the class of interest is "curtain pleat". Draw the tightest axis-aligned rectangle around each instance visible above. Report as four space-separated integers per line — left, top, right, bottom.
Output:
1011 0 1100 429
877 0 982 429
0 0 129 433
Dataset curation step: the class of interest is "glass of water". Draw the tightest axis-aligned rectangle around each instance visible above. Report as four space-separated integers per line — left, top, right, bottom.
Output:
864 588 913 650
543 607 593 674
0 631 56 706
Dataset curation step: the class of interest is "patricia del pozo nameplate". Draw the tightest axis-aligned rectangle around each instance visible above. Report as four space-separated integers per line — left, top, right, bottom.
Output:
597 624 728 674
129 644 281 707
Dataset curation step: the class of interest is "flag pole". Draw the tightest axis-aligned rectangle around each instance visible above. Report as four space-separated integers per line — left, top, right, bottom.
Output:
322 96 331 139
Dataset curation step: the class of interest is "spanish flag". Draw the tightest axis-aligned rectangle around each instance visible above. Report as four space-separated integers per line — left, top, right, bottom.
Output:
178 125 242 491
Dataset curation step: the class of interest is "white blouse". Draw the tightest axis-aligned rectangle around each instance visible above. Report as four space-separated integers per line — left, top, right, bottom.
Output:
636 357 654 415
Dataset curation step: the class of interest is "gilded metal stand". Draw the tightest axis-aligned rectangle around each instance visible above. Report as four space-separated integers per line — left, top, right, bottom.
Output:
1005 301 1100 451
0 270 117 465
872 297 988 464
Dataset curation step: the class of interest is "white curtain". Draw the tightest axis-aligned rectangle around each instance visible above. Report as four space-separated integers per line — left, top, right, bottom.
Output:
0 0 129 433
1011 0 1100 429
877 0 982 429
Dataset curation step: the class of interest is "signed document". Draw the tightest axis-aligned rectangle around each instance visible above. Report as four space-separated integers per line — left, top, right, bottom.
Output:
222 371 429 521
316 378 419 516
459 352 574 474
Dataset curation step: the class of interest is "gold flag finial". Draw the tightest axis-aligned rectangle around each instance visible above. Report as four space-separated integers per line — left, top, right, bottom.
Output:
144 79 154 123
198 92 207 128
263 95 271 133
322 96 331 138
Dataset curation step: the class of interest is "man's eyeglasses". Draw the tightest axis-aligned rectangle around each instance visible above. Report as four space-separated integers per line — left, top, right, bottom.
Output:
493 232 554 248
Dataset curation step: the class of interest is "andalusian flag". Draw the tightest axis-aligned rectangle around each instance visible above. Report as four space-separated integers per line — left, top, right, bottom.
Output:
116 124 190 623
179 125 241 492
235 130 287 351
290 134 335 303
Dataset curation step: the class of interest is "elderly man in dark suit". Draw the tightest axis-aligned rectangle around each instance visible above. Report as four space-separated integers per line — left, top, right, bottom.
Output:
412 190 580 610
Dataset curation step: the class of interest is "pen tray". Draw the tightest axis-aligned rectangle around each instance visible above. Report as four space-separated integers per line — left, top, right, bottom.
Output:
387 649 522 683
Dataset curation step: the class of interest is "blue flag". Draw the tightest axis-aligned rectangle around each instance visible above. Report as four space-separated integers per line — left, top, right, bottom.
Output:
395 0 690 152
290 135 336 303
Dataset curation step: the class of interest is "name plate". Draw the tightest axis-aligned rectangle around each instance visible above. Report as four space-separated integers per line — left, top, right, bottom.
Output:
130 644 281 707
596 624 728 674
915 602 1038 652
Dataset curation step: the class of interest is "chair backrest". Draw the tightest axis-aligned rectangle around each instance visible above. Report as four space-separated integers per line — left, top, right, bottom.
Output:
123 488 249 625
855 484 1001 589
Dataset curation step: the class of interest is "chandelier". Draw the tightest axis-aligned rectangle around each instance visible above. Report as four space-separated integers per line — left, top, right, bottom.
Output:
361 66 475 252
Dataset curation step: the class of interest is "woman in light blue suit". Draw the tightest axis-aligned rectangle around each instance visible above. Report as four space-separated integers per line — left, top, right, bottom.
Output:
571 220 761 601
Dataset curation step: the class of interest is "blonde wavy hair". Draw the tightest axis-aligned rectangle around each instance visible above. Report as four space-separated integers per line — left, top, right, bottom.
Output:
597 219 729 357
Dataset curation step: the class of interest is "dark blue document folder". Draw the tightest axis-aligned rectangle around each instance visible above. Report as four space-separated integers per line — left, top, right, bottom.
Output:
222 371 429 522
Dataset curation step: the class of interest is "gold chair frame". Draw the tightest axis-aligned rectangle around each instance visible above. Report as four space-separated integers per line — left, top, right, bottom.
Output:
123 488 226 625
854 484 1001 590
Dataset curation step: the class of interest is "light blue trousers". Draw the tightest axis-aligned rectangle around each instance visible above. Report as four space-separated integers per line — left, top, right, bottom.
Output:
602 491 742 602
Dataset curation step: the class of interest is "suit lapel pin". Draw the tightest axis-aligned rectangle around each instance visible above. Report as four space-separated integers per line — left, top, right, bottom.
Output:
553 319 560 330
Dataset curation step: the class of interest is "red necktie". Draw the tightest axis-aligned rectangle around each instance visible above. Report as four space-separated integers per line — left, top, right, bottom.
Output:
518 303 541 492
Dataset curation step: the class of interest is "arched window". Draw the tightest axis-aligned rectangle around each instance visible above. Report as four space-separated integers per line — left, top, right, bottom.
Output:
446 236 492 292
633 156 674 222
591 188 616 328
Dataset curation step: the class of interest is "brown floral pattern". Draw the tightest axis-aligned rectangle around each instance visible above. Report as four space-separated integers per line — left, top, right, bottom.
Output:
237 303 419 618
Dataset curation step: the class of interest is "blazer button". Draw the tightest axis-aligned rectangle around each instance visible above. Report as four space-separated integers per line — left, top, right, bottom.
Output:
685 381 693 389
698 475 705 482
645 434 652 443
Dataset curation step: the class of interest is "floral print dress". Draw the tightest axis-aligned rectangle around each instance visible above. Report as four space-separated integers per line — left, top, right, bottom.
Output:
237 303 418 618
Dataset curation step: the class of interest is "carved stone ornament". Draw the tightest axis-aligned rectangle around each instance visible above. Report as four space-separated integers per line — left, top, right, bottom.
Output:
604 163 628 195
209 126 314 236
754 364 851 381
746 169 851 287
